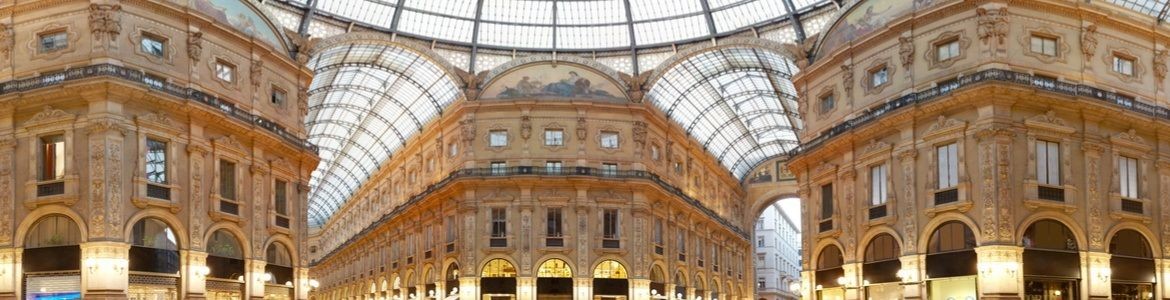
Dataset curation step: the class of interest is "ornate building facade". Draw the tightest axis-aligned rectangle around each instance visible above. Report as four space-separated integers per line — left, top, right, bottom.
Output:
0 0 317 299
753 203 801 300
789 0 1170 299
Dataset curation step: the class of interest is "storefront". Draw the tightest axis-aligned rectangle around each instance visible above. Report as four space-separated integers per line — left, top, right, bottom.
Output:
480 259 517 300
862 234 901 300
128 218 181 300
445 263 459 297
206 230 246 300
1022 220 1080 300
22 215 82 300
264 242 295 300
1110 229 1155 300
649 266 667 299
814 245 844 300
925 221 977 300
536 259 572 299
591 260 629 300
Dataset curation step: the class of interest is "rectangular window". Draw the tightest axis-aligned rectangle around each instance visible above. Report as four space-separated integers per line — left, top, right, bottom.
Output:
870 66 888 87
544 129 564 146
1119 156 1139 199
219 160 236 200
820 183 834 219
602 209 619 239
677 228 687 254
215 60 235 82
141 34 165 57
490 208 507 238
545 161 562 174
819 94 835 113
490 161 506 175
600 131 620 148
653 218 664 244
1030 35 1058 56
446 216 457 243
39 135 65 181
871 163 889 205
274 180 287 215
601 163 618 176
937 143 959 189
489 130 508 147
1114 55 1135 76
546 208 563 237
271 87 287 106
1036 140 1061 186
449 143 458 157
145 138 167 184
757 237 765 247
39 31 67 53
937 39 961 61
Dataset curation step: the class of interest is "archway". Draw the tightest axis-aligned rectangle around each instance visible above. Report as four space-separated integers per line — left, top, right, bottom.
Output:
751 198 802 300
23 214 82 299
649 265 666 299
1110 229 1155 299
536 258 573 299
925 221 977 299
480 258 517 299
128 217 180 299
206 229 246 299
445 262 460 296
592 260 629 299
421 265 437 299
814 245 844 300
265 242 295 299
861 233 900 299
674 270 687 300
1022 219 1080 299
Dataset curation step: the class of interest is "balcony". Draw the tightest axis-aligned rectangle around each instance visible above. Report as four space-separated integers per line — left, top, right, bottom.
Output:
601 239 620 249
1121 199 1143 214
868 205 887 219
146 184 170 200
1038 186 1065 202
546 237 564 248
490 238 507 248
36 181 64 197
934 189 959 205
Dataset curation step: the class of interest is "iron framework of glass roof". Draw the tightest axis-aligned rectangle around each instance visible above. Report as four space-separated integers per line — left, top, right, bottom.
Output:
305 43 462 227
646 47 802 179
1105 0 1170 20
278 0 831 53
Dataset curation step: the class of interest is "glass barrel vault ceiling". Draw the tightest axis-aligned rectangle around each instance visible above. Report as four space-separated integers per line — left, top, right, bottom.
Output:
305 44 461 227
288 0 830 51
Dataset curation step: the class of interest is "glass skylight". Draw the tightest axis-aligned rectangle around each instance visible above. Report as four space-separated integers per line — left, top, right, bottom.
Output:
646 47 801 179
290 0 832 50
305 43 461 227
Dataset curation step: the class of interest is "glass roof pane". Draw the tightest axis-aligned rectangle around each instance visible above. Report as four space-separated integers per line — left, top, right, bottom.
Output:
397 9 476 43
647 47 801 179
633 15 709 45
629 0 703 21
1105 0 1167 16
306 43 462 227
480 0 554 24
403 0 479 18
557 25 630 50
557 0 627 25
316 0 397 28
478 23 554 49
711 0 787 33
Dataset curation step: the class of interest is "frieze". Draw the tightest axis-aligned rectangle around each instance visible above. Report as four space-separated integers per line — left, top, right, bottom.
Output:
25 106 76 127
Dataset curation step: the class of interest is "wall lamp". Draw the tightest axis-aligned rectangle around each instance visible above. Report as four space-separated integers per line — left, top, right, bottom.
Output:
1092 267 1112 282
977 261 1018 278
192 265 211 278
84 257 127 275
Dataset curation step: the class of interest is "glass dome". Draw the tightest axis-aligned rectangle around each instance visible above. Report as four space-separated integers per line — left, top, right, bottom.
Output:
283 0 830 51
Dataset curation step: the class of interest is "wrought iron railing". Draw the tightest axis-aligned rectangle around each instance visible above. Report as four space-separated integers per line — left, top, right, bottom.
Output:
311 166 749 265
790 69 1170 156
1 64 317 153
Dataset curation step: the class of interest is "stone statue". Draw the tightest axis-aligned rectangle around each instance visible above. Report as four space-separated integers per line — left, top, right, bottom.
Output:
89 4 122 43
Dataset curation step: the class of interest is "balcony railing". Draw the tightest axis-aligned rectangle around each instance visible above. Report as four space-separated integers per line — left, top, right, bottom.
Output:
36 181 64 197
868 204 887 219
1121 199 1144 214
790 69 1170 157
146 184 170 200
1 64 317 153
934 189 959 206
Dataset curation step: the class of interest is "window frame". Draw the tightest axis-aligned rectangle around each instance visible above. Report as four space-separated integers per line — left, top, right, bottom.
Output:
140 33 166 58
544 129 564 147
38 30 69 53
488 130 508 147
1113 54 1136 76
214 59 236 83
1029 34 1058 57
599 131 620 149
271 86 287 107
936 39 961 62
37 134 66 182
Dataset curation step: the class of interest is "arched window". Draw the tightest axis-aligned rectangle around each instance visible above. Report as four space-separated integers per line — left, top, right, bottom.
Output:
481 259 517 278
129 218 180 274
863 234 901 287
649 265 665 282
1110 229 1155 295
1111 230 1152 258
537 259 572 278
593 260 628 279
649 265 666 298
815 245 845 289
1022 220 1077 250
928 221 976 253
25 215 80 248
445 262 460 296
1022 220 1080 300
265 242 295 285
925 221 978 299
206 229 245 280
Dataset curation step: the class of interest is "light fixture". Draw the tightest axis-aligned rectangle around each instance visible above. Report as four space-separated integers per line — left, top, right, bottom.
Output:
84 257 127 275
1053 290 1061 296
1092 267 1112 282
651 289 659 296
696 296 703 300
309 279 320 289
258 272 273 283
193 265 211 278
677 292 683 300
285 281 293 286
450 287 458 295
789 282 800 292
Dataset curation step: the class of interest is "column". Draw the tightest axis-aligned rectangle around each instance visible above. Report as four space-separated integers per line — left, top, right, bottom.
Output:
573 277 592 300
1158 258 1170 300
629 278 650 300
842 262 860 300
247 259 267 299
898 254 925 300
0 248 21 299
296 267 310 300
80 241 130 300
975 245 1022 300
686 287 695 300
664 283 675 300
458 277 476 300
515 276 535 300
799 270 813 300
1085 251 1111 299
183 250 210 299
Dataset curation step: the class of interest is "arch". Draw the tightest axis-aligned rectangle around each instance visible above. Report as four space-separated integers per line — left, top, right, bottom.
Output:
479 55 627 94
863 233 900 262
204 222 251 258
1020 219 1079 250
858 225 903 259
444 260 461 280
815 244 845 270
308 32 463 79
262 234 299 263
645 38 792 85
592 260 628 279
1109 228 1154 258
207 229 244 259
749 191 801 220
480 258 518 278
535 253 577 276
916 212 981 253
810 238 846 268
674 269 688 286
420 263 436 283
693 272 706 290
649 264 667 282
14 205 87 247
537 258 573 278
1107 222 1160 259
265 241 293 266
1016 212 1086 251
23 214 82 248
123 208 189 249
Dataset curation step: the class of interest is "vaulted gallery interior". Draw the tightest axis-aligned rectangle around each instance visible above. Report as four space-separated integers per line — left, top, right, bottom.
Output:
1 0 1169 300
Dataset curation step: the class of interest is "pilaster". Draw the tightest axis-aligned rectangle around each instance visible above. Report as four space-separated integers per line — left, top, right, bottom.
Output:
246 259 266 299
0 248 20 299
80 241 130 299
516 276 535 300
1085 251 1112 299
898 254 925 299
573 277 592 300
459 277 477 300
841 262 860 300
183 250 209 299
974 245 1022 300
629 278 650 300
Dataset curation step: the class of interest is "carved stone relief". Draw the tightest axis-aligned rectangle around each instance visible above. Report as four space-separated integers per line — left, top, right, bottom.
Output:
89 4 122 44
899 35 914 70
0 137 12 245
976 7 1009 50
187 32 203 62
1085 143 1103 249
1081 25 1098 61
576 117 587 141
189 145 206 249
519 116 532 140
898 149 917 251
